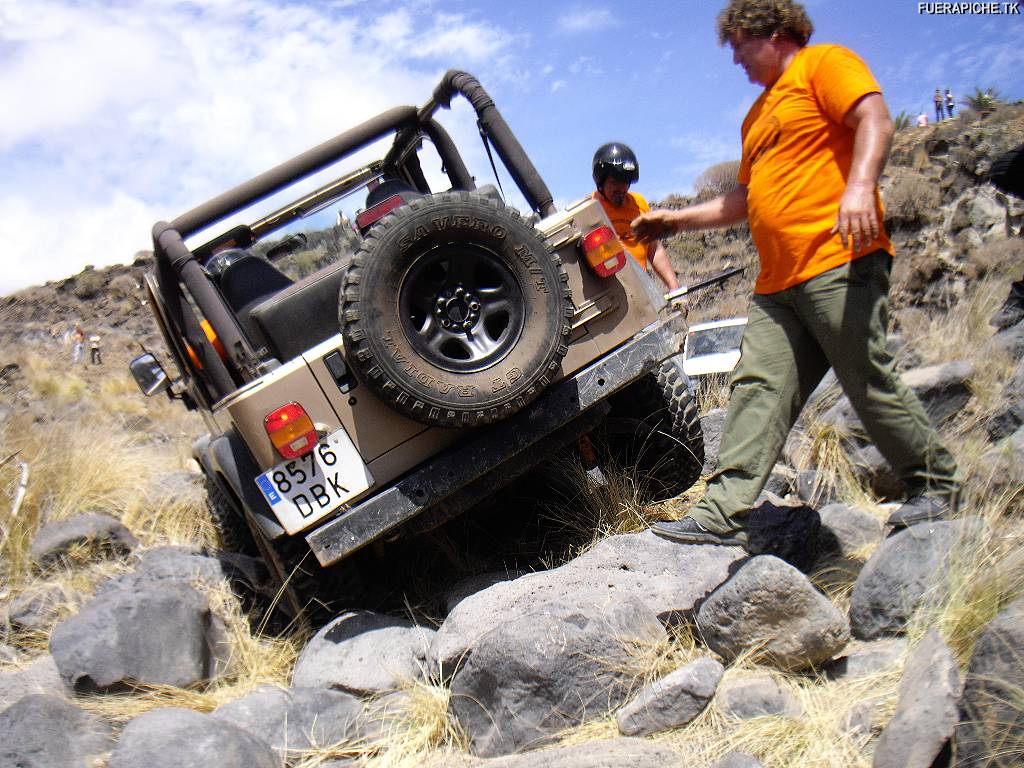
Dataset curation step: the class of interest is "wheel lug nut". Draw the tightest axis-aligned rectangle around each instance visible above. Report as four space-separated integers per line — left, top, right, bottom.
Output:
454 287 465 297
469 302 480 311
436 298 446 309
441 319 451 328
463 321 473 330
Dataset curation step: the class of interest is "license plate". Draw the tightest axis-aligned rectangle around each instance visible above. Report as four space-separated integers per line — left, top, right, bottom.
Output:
255 429 373 535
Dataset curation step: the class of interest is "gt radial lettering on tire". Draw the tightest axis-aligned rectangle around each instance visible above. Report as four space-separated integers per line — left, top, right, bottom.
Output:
340 192 573 427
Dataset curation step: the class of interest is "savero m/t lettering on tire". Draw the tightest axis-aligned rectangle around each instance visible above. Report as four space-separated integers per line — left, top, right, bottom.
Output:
340 192 573 427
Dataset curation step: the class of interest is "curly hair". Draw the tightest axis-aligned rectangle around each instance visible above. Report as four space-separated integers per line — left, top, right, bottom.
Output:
716 0 814 47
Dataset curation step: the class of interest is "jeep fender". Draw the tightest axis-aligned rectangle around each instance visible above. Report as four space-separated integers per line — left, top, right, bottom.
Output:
193 431 286 541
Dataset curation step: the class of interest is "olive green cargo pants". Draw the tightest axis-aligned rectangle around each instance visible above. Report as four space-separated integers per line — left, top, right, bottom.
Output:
688 250 960 543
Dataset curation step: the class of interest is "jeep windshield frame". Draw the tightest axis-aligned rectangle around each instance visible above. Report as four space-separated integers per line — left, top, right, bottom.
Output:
151 70 557 406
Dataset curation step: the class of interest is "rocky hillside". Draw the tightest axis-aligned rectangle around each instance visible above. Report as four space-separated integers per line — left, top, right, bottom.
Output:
1 104 1023 768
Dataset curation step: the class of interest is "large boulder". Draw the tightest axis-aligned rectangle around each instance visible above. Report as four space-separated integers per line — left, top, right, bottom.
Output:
986 358 1024 440
817 503 885 557
30 512 137 568
710 754 765 768
980 426 1024 493
0 694 113 768
292 611 435 695
5 584 74 633
97 546 269 597
847 444 907 499
615 657 723 736
49 582 231 692
873 629 961 768
0 655 65 709
471 736 680 767
213 685 364 761
825 637 907 680
448 594 665 757
955 596 1024 767
108 708 277 768
849 518 985 640
744 496 822 571
429 530 743 675
716 673 800 720
696 555 850 671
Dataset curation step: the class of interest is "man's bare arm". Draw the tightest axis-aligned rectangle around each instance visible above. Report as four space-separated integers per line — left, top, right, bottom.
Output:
831 92 894 252
649 239 680 290
632 184 749 241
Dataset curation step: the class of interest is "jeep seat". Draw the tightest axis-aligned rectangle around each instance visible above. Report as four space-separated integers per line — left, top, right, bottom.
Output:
248 257 351 362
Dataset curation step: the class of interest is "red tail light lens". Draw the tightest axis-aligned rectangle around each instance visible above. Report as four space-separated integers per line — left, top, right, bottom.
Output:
355 195 404 233
264 402 317 459
582 225 627 277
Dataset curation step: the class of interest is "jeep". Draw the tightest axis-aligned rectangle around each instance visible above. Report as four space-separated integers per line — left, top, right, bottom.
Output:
130 70 705 617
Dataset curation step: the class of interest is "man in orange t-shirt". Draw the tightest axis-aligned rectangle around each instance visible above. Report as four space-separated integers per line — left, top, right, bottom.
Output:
591 142 679 290
633 0 960 549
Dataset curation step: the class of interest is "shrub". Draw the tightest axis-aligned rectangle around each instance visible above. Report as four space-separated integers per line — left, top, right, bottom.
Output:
108 274 138 298
883 170 940 229
962 87 1003 117
71 268 105 300
694 160 741 202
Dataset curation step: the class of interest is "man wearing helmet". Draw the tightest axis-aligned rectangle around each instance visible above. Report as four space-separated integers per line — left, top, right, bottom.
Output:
632 0 960 549
592 142 680 291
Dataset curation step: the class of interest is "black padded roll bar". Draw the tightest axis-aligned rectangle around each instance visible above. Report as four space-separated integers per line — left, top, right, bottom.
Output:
424 70 557 217
171 106 419 238
422 118 474 191
154 222 247 394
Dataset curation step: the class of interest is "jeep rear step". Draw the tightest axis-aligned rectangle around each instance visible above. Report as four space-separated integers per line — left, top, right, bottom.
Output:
306 313 684 566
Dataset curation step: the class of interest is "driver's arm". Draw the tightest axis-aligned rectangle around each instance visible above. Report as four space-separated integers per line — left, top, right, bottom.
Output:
649 239 679 291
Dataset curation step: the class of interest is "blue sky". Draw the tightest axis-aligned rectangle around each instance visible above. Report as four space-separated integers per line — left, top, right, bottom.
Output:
1 0 1021 294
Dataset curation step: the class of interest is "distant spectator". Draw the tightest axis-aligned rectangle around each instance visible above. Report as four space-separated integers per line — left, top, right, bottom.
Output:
945 89 955 119
988 143 1024 329
916 111 928 128
72 326 85 365
934 88 944 122
89 334 102 365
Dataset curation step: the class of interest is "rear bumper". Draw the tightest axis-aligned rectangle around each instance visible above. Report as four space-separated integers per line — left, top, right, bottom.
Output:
306 312 684 566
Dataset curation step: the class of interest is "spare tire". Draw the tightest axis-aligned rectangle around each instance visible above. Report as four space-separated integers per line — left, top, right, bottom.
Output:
340 192 572 427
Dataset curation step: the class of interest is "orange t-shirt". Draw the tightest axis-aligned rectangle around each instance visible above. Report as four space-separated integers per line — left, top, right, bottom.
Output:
592 191 653 271
739 44 893 294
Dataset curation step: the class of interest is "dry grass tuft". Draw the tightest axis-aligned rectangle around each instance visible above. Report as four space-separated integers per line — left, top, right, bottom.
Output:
537 454 668 555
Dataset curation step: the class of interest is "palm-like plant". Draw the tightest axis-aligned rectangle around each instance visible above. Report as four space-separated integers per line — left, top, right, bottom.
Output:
962 87 1003 116
893 111 913 131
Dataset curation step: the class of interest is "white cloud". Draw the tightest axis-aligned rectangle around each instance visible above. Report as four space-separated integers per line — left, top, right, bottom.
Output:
551 79 567 93
568 56 604 76
665 132 741 196
557 7 615 34
0 0 516 294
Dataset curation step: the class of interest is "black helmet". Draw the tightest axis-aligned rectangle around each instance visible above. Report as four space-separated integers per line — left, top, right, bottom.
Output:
592 142 639 187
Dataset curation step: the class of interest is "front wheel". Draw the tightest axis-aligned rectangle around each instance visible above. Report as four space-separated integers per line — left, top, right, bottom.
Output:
600 354 705 503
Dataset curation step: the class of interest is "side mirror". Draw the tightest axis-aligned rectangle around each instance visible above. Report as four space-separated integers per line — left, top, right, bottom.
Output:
129 353 170 397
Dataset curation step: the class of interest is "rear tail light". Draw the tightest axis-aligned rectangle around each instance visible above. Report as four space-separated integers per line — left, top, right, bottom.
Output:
264 402 317 459
355 195 404 233
581 225 627 277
